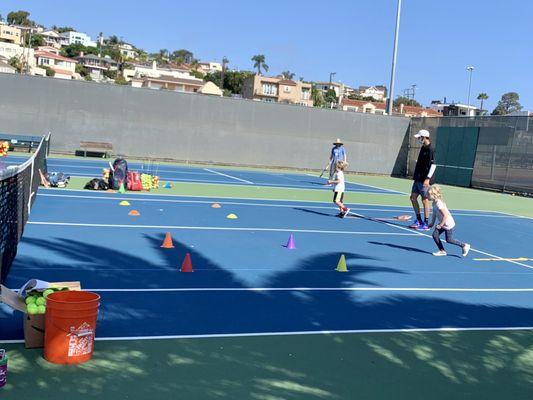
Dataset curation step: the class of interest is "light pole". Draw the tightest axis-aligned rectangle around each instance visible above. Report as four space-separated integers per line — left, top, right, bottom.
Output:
387 0 402 115
329 72 336 87
466 66 474 116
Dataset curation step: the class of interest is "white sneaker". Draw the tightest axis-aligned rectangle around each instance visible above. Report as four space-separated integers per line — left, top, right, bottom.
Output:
462 244 471 257
432 250 447 256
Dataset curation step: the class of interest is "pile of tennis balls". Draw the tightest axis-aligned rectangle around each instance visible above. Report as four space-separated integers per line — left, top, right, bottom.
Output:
25 287 68 314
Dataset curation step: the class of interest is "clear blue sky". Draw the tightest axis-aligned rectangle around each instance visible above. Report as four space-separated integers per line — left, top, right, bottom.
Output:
2 0 531 111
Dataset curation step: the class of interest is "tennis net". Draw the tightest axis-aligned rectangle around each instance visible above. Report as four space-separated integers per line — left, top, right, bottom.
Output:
0 134 50 283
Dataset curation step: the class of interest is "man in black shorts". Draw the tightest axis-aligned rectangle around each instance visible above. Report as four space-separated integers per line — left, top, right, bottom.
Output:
409 129 436 231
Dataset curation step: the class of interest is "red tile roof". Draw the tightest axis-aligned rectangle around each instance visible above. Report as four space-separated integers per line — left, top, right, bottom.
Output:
342 98 386 109
35 51 77 63
278 79 297 86
51 67 74 76
399 105 441 116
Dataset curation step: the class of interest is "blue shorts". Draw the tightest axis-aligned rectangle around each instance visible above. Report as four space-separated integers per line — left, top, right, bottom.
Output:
411 181 430 199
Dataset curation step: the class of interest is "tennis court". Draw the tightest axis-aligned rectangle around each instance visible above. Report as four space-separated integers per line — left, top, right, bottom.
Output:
1 154 532 399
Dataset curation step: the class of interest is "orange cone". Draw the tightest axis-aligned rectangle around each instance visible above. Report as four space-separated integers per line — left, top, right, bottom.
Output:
181 253 193 272
160 232 174 248
128 210 140 216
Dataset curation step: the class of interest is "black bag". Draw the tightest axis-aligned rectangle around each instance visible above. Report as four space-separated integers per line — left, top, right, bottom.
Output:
108 158 128 190
84 178 109 190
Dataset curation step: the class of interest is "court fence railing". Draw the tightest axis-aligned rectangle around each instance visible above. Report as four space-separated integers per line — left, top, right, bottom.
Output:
409 116 533 195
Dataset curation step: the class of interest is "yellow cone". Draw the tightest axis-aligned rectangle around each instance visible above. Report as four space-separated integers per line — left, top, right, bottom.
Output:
335 254 348 272
119 201 130 206
226 213 238 219
211 203 221 208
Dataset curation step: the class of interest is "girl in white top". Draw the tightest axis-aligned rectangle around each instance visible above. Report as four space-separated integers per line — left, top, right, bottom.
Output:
327 160 350 218
428 185 470 257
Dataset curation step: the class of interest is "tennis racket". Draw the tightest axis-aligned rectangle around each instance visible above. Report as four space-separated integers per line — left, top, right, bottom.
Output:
319 161 331 178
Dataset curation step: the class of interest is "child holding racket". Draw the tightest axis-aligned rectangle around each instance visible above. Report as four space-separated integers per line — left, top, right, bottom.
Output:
328 160 350 218
428 185 470 257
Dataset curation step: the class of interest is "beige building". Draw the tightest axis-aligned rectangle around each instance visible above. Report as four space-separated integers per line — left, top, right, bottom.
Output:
0 24 22 45
342 98 387 115
242 75 312 106
131 74 205 93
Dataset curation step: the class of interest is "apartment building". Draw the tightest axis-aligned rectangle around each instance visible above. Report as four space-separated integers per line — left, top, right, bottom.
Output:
242 74 313 106
0 24 22 45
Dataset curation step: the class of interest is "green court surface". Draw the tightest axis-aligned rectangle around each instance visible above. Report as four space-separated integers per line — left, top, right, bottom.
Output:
2 166 532 399
2 331 532 399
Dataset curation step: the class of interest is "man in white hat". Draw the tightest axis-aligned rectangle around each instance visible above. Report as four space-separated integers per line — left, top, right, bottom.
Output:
327 138 347 180
409 129 436 230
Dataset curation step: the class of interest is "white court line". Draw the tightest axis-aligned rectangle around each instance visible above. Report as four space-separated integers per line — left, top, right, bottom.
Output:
38 193 520 219
85 287 533 292
44 187 522 217
305 173 407 195
350 212 533 271
27 221 419 236
204 168 254 184
4 326 533 345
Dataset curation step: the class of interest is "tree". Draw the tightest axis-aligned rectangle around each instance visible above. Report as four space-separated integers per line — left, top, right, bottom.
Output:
7 10 34 26
157 49 169 62
8 56 23 73
477 93 488 111
61 43 98 58
75 64 90 78
171 49 194 64
393 96 421 108
491 92 522 115
44 67 55 77
114 75 128 85
204 70 253 95
281 71 295 80
220 56 229 91
251 54 268 75
107 35 120 46
324 88 337 105
27 34 44 48
311 87 325 107
52 26 75 33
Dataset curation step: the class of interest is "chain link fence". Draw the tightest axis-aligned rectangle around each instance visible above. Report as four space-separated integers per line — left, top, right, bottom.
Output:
409 116 533 195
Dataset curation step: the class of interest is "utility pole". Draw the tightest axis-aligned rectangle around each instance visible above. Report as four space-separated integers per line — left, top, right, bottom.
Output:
387 0 402 115
466 66 474 116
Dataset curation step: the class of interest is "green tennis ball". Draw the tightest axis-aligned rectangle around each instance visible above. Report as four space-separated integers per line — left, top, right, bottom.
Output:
25 296 36 305
35 297 46 306
37 305 46 314
27 304 38 314
43 289 54 298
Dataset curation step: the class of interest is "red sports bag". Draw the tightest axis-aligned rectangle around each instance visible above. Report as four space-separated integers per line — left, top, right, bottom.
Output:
127 171 143 191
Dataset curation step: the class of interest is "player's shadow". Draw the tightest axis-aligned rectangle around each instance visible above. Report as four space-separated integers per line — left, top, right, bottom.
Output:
368 241 461 258
293 207 338 218
368 240 434 255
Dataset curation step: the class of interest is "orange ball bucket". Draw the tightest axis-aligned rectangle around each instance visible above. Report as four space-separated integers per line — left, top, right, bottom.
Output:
44 291 100 365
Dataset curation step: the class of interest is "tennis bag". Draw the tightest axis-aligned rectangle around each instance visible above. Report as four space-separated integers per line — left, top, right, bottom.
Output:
127 171 142 191
84 178 109 190
109 158 128 190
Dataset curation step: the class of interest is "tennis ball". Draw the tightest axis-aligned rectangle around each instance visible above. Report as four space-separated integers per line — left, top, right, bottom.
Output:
43 289 54 298
27 303 38 314
25 296 36 305
37 305 46 314
35 297 46 306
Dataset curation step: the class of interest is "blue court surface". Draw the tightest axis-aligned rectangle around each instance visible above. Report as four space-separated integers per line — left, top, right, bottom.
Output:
1 186 532 341
4 155 403 194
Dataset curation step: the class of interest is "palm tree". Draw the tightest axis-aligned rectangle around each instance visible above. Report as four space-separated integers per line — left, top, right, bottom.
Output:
281 70 295 80
251 54 268 75
158 49 169 62
220 56 229 90
477 93 489 112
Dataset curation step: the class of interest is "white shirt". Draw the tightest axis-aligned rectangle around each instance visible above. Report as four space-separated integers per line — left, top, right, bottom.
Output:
433 199 455 230
334 171 345 192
